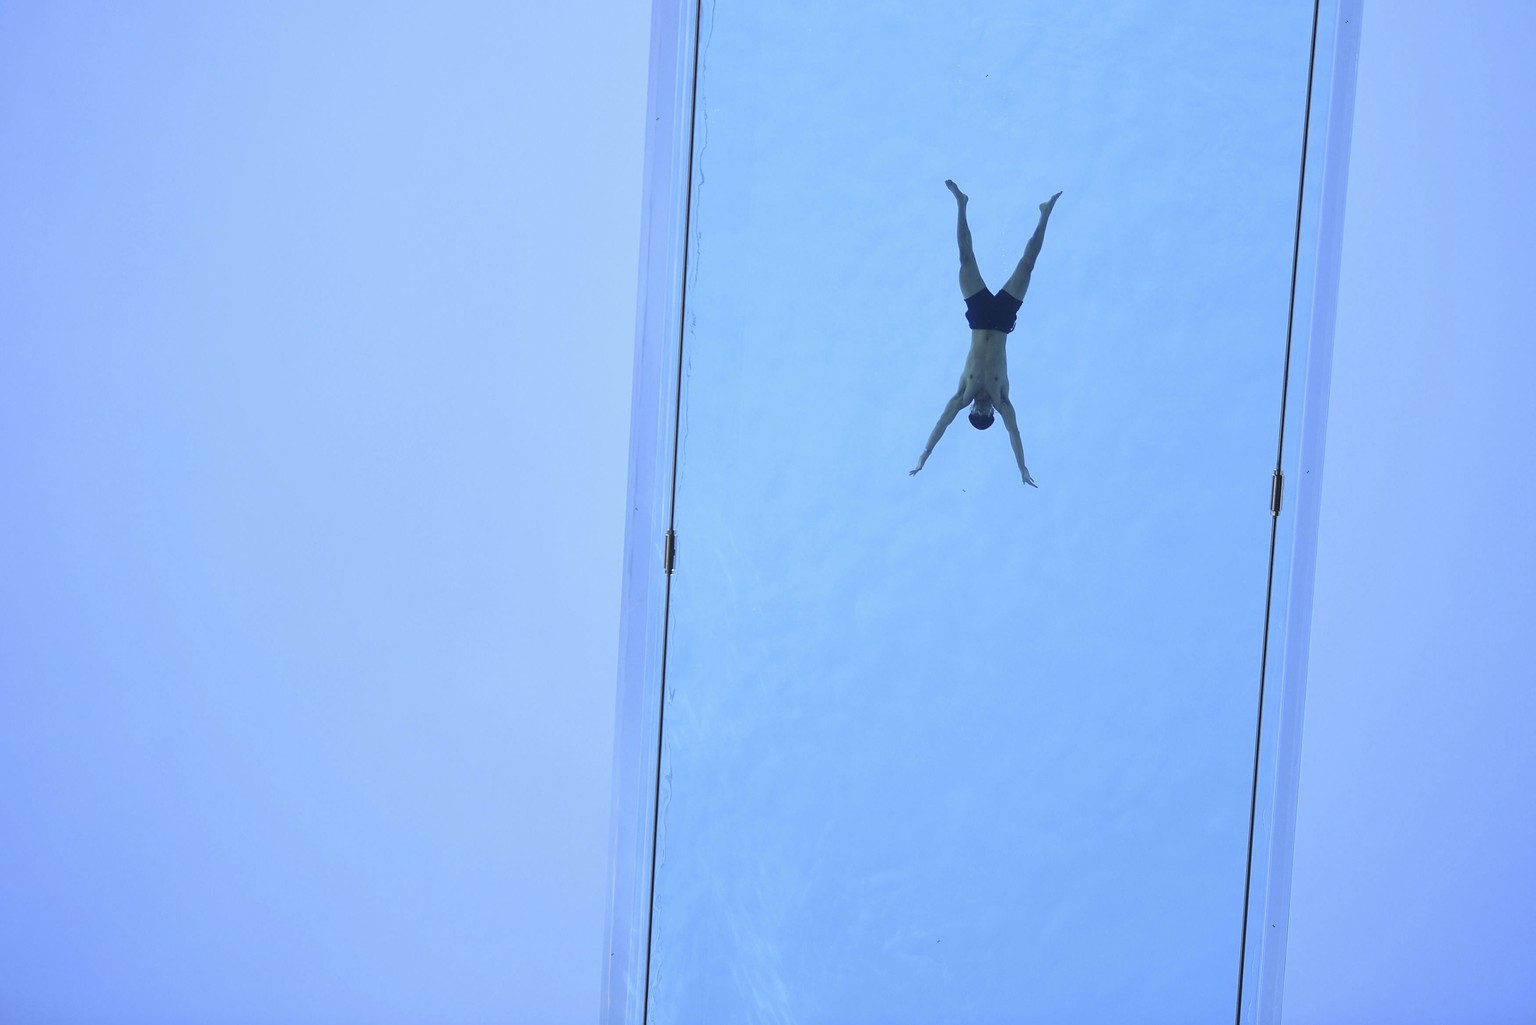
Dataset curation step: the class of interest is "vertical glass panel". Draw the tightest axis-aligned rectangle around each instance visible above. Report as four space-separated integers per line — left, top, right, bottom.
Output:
650 2 1320 1021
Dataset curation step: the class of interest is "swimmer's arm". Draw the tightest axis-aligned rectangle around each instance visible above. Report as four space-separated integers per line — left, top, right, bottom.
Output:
996 397 1037 487
910 389 967 475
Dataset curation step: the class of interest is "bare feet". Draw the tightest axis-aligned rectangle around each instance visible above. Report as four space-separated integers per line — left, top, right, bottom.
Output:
945 179 968 205
1040 191 1062 214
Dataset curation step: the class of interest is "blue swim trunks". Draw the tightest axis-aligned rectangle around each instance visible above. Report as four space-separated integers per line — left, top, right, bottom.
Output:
964 288 1023 333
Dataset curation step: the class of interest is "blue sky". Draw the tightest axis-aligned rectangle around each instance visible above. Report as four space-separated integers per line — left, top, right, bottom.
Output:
0 3 1532 1024
0 4 645 1022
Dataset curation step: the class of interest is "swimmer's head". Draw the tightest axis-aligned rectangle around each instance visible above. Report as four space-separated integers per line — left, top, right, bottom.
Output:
968 397 994 430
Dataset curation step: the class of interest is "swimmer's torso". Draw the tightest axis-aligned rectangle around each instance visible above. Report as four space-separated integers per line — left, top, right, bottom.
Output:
961 329 1009 401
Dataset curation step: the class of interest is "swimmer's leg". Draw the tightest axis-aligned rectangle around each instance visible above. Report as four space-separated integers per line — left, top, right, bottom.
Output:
1001 191 1062 300
947 180 987 299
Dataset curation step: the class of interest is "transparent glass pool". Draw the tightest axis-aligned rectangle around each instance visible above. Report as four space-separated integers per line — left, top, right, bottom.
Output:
628 2 1343 1021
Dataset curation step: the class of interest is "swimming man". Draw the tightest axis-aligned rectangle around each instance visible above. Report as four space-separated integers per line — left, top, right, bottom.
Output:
910 180 1061 487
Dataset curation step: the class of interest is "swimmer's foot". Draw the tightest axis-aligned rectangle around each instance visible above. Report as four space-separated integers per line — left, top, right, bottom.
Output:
946 179 968 205
1040 191 1062 214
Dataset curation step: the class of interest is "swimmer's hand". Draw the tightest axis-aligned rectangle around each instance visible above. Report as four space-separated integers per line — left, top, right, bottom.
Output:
1022 469 1038 488
909 466 921 476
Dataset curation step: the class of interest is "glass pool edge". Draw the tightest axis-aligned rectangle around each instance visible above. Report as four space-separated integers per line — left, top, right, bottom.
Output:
601 0 698 1021
1242 3 1364 1022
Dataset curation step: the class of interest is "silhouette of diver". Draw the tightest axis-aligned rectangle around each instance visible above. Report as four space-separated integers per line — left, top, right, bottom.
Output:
911 181 1060 486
